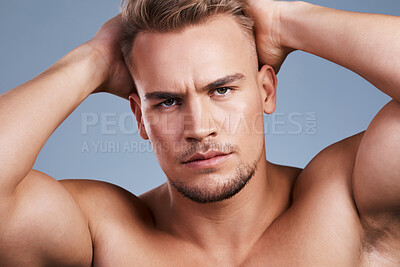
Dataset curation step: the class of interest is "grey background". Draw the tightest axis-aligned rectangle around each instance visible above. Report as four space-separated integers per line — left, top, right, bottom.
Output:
0 0 397 195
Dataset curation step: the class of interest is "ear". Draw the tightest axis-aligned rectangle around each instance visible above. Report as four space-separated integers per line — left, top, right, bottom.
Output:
129 92 149 140
257 65 277 114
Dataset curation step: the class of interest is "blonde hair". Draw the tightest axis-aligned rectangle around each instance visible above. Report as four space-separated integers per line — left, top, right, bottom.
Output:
120 0 255 66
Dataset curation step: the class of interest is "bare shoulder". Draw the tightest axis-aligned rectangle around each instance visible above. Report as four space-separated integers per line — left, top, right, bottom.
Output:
0 170 93 266
271 162 303 179
287 132 366 247
59 179 154 238
266 131 365 206
269 162 303 202
293 131 365 201
266 132 366 264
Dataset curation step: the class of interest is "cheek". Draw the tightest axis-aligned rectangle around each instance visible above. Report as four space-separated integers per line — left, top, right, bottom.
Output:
144 112 180 139
217 91 265 161
217 91 264 137
143 113 182 159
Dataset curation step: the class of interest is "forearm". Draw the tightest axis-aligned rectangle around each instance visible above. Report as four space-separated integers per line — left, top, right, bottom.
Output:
0 44 106 194
278 1 400 99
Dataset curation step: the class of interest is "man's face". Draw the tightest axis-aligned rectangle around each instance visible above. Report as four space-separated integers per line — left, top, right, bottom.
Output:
130 15 275 203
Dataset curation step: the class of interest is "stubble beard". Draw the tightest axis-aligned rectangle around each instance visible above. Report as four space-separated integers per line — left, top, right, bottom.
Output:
169 160 258 204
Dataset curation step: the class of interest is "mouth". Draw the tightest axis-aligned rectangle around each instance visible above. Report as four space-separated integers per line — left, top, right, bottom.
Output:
182 151 232 169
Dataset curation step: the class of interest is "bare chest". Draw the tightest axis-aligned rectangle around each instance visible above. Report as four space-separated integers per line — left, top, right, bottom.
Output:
92 208 375 267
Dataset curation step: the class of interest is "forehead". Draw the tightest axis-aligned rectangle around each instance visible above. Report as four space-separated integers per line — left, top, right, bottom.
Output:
130 15 256 95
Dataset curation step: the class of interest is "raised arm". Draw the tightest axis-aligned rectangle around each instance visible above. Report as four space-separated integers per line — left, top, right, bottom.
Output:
0 15 133 266
250 1 400 98
249 0 400 241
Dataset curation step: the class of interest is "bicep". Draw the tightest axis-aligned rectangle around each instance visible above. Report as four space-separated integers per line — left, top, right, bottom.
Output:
0 169 92 266
353 99 400 215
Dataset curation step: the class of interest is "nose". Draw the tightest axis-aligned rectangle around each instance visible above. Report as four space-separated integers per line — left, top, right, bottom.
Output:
182 98 218 142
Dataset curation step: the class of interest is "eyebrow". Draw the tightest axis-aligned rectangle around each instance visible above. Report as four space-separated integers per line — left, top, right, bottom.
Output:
144 73 245 101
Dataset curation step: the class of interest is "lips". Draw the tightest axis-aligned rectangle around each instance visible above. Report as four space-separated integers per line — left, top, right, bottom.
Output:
181 150 232 169
183 150 229 163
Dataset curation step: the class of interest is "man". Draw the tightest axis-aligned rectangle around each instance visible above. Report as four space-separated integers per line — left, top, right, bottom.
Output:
0 0 399 266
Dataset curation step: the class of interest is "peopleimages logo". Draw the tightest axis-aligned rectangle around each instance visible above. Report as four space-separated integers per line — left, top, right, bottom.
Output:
265 112 317 135
80 111 317 153
81 112 317 135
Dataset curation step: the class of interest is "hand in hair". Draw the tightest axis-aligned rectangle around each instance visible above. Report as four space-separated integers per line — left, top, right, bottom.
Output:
88 14 135 99
248 0 295 74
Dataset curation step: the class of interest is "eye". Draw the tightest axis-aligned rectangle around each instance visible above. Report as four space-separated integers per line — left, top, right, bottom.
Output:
158 98 178 108
213 87 232 96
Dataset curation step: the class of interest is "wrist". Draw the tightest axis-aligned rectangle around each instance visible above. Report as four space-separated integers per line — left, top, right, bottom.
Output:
57 42 110 95
83 42 112 91
274 1 314 51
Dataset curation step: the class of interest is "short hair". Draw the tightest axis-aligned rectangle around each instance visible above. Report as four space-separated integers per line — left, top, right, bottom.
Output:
120 0 255 67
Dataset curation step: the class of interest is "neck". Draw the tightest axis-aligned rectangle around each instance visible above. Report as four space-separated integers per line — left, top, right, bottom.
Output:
159 152 291 258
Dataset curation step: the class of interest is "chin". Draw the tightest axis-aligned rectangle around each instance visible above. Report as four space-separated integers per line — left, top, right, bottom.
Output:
168 160 257 204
